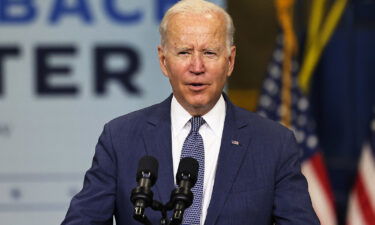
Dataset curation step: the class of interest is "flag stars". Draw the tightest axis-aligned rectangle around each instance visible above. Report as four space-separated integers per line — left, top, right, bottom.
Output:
273 49 283 62
269 64 281 79
264 78 278 95
258 36 322 161
307 135 318 149
278 105 289 117
298 98 309 111
295 130 306 144
260 95 272 108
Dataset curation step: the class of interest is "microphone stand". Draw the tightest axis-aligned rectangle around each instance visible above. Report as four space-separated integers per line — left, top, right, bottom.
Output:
131 157 197 225
133 215 152 225
132 187 193 224
133 200 172 225
151 200 169 225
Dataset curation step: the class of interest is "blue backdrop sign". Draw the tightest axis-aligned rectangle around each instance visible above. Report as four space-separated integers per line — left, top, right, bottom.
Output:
0 0 225 224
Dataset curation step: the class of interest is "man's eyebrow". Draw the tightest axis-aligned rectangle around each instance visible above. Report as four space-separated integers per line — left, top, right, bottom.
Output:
176 47 193 51
202 47 221 52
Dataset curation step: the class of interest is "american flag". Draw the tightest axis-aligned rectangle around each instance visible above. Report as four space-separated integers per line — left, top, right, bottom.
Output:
257 34 337 225
346 108 375 225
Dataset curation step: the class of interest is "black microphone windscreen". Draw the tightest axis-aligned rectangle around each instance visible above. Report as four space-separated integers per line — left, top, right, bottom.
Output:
136 156 159 185
176 157 199 186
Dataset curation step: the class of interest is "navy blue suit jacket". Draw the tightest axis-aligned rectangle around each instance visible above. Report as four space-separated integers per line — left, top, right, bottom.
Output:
62 95 320 225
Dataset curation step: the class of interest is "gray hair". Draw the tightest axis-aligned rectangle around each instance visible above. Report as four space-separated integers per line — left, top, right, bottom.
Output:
159 0 235 49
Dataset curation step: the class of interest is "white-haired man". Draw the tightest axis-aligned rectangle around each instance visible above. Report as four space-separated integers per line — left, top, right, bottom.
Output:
62 0 320 224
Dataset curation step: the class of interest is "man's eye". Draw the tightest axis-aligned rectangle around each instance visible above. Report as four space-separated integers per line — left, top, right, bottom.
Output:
205 51 216 56
178 51 189 55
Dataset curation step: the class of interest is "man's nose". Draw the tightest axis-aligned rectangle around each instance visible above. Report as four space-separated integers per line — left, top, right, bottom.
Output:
189 53 205 75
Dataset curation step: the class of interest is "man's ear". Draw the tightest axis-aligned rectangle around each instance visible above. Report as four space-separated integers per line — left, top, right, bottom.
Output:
227 45 236 77
158 45 169 78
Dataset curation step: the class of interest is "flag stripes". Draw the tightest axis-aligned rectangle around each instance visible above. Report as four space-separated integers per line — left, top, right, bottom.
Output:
257 34 337 225
347 142 375 225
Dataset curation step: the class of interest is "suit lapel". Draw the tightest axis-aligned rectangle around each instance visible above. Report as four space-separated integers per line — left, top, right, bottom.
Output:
142 96 175 203
140 94 252 224
204 97 251 225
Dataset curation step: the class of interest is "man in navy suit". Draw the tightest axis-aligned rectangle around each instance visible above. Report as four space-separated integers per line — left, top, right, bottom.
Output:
62 0 320 224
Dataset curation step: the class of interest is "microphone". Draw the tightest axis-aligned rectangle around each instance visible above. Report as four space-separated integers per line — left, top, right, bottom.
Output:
130 156 159 222
169 157 199 225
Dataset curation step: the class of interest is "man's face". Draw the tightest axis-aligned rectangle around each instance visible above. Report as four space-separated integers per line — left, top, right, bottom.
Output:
158 12 236 115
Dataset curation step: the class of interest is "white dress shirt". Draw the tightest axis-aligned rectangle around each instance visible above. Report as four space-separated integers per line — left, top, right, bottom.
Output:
171 95 226 225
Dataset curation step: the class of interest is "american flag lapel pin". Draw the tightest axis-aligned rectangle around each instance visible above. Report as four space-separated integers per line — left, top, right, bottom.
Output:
231 140 240 146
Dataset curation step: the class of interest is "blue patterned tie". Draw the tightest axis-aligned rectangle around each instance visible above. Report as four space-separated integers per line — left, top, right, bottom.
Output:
180 116 205 225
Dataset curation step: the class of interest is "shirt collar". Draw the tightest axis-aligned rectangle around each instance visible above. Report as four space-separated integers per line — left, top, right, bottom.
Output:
171 96 192 137
202 95 226 136
171 95 226 137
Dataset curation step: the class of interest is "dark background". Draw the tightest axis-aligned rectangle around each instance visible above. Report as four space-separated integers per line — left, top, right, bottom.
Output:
227 0 375 224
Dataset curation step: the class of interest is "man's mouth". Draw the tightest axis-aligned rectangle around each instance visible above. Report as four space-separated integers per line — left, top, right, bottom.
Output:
187 83 207 91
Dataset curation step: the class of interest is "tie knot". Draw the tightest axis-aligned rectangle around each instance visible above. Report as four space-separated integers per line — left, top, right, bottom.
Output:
190 116 205 132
